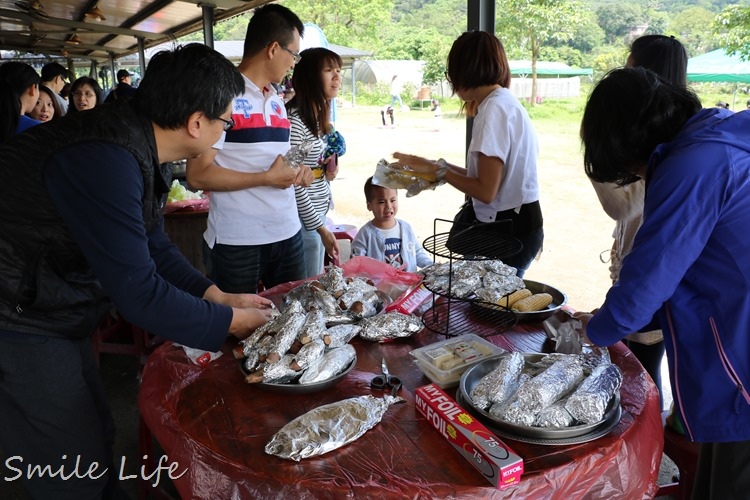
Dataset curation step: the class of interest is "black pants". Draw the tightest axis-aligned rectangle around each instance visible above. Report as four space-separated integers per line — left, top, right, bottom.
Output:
0 331 129 499
693 440 750 499
449 200 544 276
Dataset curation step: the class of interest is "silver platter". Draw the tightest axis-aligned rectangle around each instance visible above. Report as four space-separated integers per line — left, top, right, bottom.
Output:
239 355 356 394
458 354 621 444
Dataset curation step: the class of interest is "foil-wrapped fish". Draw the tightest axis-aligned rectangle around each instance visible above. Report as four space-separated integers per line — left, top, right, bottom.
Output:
290 339 326 371
358 311 423 342
267 311 306 363
265 391 403 461
299 344 356 384
245 355 300 384
534 398 575 428
470 352 525 410
347 293 382 321
318 266 347 297
326 324 361 348
310 286 340 316
297 309 327 345
565 362 623 424
323 312 356 327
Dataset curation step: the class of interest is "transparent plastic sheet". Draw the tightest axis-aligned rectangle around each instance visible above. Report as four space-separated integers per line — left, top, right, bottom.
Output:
139 311 663 499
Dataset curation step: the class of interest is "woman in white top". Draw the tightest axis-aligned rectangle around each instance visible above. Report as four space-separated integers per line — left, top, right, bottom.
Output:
285 47 342 277
395 31 542 276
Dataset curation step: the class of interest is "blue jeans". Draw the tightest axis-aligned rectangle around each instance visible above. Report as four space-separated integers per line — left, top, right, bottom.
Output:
300 224 325 278
0 331 126 499
206 231 306 293
390 94 403 108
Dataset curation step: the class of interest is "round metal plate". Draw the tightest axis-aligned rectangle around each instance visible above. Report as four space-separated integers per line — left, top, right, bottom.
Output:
239 355 357 394
458 354 621 442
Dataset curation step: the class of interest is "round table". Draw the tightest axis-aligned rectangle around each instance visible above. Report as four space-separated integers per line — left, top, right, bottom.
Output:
139 291 663 499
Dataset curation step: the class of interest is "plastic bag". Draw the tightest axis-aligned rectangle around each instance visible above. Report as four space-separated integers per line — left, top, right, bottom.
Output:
372 158 447 197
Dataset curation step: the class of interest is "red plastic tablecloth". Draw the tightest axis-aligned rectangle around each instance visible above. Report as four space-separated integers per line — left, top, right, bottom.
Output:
138 262 663 499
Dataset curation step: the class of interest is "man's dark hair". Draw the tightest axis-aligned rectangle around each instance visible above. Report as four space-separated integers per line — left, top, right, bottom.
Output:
40 62 67 83
581 67 702 186
132 43 243 130
242 4 304 58
116 69 131 81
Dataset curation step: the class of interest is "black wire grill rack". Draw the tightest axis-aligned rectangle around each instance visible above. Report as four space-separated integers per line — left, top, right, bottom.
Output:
421 299 518 338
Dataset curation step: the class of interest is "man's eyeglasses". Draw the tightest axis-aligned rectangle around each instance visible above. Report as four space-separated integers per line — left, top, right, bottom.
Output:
279 45 302 64
217 116 235 131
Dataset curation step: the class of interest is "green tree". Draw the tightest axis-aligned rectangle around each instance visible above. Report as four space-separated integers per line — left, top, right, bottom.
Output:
497 0 588 105
281 0 394 49
714 4 750 60
670 6 717 56
596 3 645 43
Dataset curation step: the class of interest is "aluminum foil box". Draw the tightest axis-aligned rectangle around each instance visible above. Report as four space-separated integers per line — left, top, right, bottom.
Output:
415 383 524 490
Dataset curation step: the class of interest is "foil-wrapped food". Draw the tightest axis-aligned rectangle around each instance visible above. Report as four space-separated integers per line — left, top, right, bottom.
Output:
565 362 623 424
358 311 423 342
265 390 403 461
237 265 414 386
420 260 524 300
470 351 525 411
472 352 621 429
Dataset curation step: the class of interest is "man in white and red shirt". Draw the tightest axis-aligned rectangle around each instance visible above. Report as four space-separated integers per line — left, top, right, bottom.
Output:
187 4 312 293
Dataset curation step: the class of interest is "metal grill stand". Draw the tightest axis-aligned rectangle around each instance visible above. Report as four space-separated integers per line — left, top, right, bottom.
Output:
421 218 523 337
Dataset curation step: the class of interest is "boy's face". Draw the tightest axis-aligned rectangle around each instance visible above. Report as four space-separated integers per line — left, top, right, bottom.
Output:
367 185 399 229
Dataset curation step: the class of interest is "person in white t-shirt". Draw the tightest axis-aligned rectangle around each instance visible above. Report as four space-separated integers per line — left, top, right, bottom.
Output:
186 4 313 293
352 177 432 273
393 31 543 277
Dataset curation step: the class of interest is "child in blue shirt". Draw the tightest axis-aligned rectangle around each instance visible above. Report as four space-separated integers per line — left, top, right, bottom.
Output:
352 176 432 272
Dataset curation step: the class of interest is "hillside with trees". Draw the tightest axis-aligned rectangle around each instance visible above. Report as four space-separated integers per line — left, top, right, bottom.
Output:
207 0 750 91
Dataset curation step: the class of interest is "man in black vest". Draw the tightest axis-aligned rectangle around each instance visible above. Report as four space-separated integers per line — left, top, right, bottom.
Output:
0 43 274 499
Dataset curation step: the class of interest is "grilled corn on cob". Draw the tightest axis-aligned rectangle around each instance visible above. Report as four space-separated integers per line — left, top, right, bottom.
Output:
513 292 553 312
502 288 532 307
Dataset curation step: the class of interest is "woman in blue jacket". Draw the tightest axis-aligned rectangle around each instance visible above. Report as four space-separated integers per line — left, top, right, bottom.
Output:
580 67 750 499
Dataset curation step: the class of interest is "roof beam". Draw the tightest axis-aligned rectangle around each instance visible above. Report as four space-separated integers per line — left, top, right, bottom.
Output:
0 8 161 39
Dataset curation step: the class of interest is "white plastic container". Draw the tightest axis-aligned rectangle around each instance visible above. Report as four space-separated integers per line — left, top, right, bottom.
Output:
410 334 505 389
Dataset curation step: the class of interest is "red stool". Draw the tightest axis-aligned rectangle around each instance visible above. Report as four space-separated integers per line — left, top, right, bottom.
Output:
325 222 358 267
91 312 163 380
656 420 700 499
